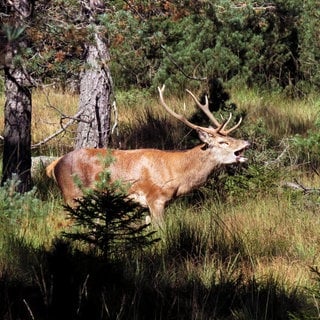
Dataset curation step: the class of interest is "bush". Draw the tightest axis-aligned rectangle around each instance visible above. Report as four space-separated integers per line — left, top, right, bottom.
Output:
0 177 44 225
292 116 320 169
63 185 159 259
107 0 320 94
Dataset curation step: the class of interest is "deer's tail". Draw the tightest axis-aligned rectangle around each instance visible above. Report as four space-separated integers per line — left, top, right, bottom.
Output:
46 157 62 183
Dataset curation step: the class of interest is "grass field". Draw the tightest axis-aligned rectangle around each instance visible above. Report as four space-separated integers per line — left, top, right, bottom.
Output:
0 87 320 319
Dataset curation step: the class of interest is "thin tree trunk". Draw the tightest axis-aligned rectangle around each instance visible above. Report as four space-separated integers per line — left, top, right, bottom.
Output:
2 67 32 192
75 30 113 149
1 0 33 192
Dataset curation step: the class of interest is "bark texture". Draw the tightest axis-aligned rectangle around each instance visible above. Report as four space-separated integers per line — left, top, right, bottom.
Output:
2 66 32 192
75 30 113 149
1 0 33 192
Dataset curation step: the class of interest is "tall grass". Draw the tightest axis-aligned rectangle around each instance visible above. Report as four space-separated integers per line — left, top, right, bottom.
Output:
233 87 319 139
1 87 320 319
0 89 78 155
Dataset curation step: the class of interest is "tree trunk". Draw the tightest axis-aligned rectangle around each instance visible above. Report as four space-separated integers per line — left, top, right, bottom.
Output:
1 0 33 193
75 30 113 149
2 67 32 192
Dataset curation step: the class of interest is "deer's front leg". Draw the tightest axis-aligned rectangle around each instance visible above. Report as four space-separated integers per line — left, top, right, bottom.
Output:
147 197 166 226
130 182 169 226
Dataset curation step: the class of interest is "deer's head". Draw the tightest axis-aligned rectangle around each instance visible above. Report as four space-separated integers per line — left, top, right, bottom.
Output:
158 85 250 165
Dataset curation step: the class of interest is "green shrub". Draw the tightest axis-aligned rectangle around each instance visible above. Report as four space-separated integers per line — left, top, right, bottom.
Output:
292 116 320 169
63 158 159 259
106 1 320 94
63 189 159 259
0 177 45 224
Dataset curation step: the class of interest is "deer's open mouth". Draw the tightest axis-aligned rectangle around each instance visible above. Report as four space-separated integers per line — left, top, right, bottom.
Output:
235 143 250 162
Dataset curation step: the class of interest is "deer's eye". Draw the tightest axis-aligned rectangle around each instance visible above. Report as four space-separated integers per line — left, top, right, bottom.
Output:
219 141 229 147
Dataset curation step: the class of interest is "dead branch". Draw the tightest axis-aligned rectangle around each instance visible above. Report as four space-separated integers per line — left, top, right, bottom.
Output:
281 179 320 194
216 2 276 13
31 110 83 149
111 100 118 135
231 2 276 10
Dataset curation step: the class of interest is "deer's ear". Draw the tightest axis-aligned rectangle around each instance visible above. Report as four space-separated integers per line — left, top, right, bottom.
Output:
197 129 213 144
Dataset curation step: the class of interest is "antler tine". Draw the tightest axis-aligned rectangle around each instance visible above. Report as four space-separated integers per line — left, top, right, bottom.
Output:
158 85 200 131
158 85 242 136
223 116 243 134
186 89 242 135
185 89 221 128
220 113 233 131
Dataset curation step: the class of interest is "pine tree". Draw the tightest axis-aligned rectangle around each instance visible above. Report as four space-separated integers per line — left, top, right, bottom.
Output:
1 0 34 192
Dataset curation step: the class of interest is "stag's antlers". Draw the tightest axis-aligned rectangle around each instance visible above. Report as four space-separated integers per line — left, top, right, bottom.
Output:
158 85 242 136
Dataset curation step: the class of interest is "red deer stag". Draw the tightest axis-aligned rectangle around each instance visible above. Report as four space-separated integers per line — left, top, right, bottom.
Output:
46 85 250 225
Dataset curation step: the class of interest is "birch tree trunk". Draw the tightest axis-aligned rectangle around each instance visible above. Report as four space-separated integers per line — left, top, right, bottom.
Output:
1 0 33 192
75 5 113 149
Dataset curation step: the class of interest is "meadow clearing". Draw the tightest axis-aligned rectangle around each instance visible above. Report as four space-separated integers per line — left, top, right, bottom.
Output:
0 87 320 319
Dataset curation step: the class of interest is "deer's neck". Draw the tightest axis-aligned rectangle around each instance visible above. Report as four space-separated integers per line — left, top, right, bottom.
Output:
173 144 220 194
